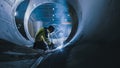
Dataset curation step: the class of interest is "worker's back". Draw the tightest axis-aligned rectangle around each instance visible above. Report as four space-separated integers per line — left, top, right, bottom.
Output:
33 28 49 50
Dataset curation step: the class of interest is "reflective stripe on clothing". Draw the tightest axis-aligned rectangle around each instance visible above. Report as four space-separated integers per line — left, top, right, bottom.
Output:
35 28 51 45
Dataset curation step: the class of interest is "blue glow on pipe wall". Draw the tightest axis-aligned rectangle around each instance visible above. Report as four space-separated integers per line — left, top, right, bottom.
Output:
29 0 72 48
15 0 30 39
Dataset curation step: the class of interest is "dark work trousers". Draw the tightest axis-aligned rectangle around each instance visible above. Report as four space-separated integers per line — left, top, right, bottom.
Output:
33 41 48 50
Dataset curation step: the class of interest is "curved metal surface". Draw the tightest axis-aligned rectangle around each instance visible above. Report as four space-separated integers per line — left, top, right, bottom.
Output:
0 0 33 47
0 0 81 68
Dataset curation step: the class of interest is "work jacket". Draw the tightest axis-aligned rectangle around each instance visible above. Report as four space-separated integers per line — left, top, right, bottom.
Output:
35 28 51 45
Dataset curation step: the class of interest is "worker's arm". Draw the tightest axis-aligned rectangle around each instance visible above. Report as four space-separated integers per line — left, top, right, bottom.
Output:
41 35 50 49
41 36 47 45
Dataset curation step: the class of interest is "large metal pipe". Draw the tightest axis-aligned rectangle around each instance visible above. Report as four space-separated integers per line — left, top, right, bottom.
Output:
0 0 80 48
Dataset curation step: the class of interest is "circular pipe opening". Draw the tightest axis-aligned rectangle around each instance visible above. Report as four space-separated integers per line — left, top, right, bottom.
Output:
28 2 78 50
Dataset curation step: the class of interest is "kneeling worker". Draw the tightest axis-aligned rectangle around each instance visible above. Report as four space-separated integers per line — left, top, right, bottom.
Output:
33 26 55 51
